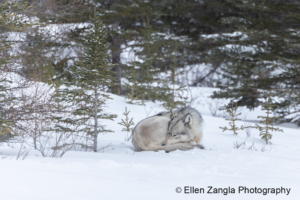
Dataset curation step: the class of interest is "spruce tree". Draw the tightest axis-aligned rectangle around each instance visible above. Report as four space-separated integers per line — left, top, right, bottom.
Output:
220 102 246 135
255 90 283 144
51 10 117 152
94 0 300 123
124 9 168 104
123 54 145 104
0 1 34 141
211 0 300 125
96 0 245 93
160 38 188 110
118 107 135 141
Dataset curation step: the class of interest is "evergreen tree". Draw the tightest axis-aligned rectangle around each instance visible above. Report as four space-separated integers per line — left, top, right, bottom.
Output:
123 54 144 104
123 34 188 108
96 0 237 94
159 38 188 109
211 0 300 125
36 0 300 126
118 107 134 141
25 0 91 24
255 90 283 144
220 102 246 135
0 1 34 141
97 1 164 103
20 26 57 83
51 10 117 152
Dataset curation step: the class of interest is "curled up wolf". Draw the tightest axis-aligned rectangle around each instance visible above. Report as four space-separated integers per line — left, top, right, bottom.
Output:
131 106 204 152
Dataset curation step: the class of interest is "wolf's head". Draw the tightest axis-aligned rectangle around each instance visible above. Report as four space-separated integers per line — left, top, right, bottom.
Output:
162 110 195 145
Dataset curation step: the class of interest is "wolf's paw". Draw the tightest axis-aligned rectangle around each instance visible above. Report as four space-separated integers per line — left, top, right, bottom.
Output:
194 144 205 149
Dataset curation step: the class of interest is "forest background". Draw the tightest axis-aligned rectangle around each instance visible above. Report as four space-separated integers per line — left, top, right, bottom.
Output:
1 0 300 150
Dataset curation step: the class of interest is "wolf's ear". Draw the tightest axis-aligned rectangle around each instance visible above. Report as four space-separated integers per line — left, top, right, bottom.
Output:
170 109 177 119
184 113 193 126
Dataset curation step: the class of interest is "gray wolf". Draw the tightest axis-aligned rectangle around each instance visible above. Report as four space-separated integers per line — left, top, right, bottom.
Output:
131 106 204 152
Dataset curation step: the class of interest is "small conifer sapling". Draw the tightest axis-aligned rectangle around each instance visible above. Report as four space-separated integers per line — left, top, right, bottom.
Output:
220 102 247 135
255 90 283 144
118 107 135 141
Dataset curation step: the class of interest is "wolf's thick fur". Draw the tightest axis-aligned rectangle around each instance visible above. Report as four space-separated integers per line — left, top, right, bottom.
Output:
166 106 203 144
131 106 203 152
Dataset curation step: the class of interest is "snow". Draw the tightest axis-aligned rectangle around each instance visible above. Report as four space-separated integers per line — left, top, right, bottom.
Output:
201 31 248 40
1 88 300 200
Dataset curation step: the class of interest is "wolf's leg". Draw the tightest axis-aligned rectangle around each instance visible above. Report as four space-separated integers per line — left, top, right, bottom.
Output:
132 138 142 152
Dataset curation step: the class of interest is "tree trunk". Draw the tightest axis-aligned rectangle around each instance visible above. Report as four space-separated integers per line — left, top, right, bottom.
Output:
93 87 98 152
111 19 122 95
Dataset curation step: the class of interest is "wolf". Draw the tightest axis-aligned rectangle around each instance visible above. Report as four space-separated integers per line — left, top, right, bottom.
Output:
131 106 204 152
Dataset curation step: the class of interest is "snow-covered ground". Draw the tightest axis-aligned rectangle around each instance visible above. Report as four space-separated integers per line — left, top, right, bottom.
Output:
1 89 300 200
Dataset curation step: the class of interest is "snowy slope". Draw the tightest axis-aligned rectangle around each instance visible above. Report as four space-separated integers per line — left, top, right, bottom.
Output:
0 91 300 200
